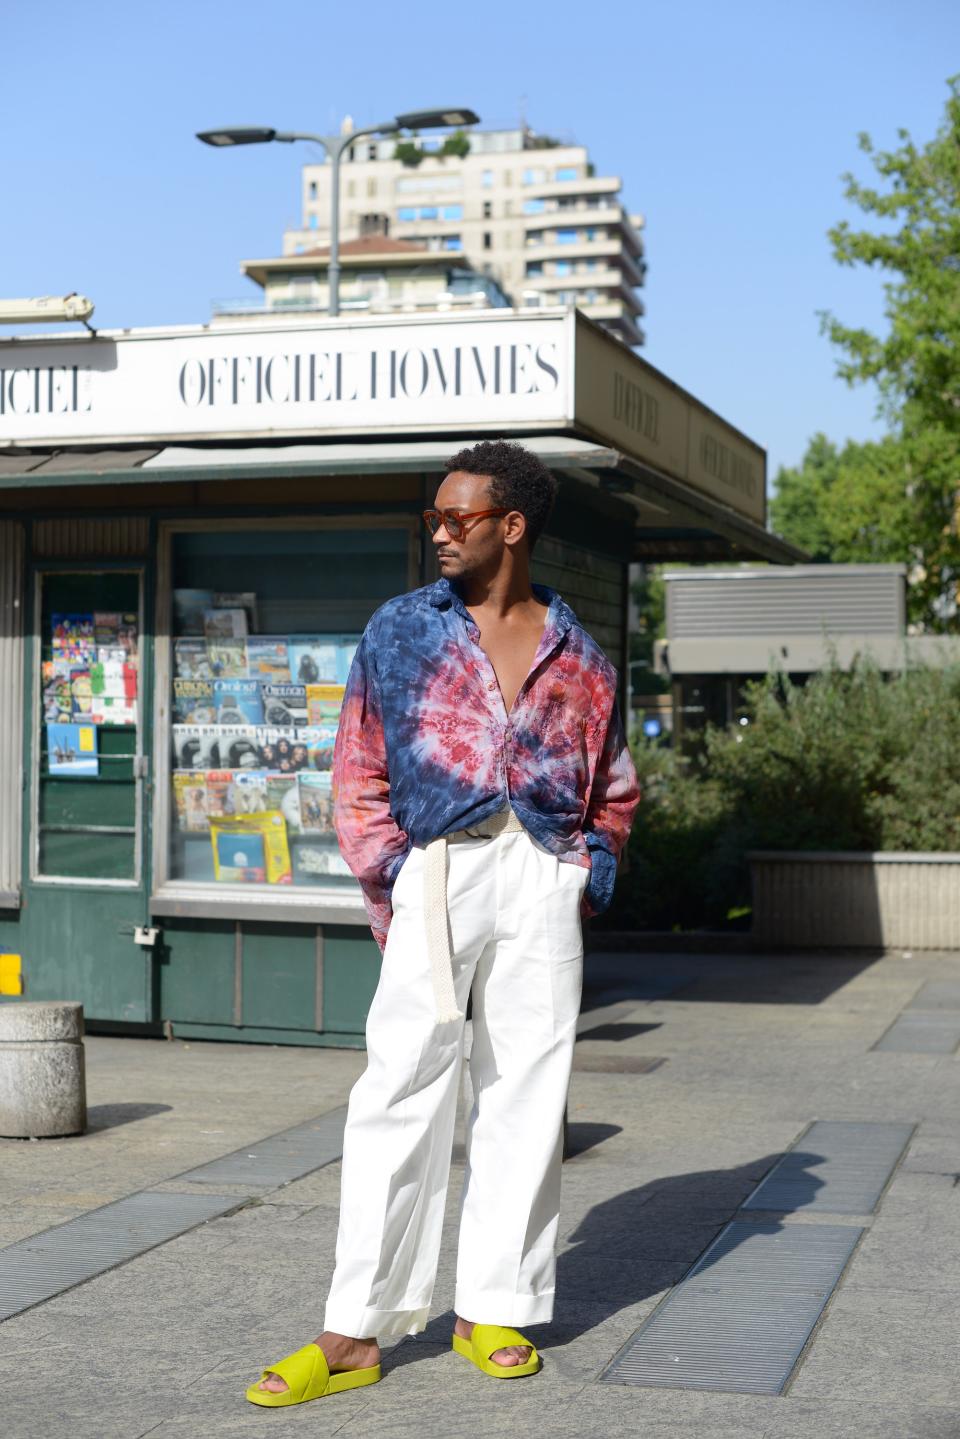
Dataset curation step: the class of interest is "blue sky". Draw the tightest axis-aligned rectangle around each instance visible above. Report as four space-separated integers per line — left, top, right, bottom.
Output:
3 0 955 484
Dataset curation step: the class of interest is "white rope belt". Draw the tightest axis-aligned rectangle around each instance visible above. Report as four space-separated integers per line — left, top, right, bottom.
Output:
423 806 525 1024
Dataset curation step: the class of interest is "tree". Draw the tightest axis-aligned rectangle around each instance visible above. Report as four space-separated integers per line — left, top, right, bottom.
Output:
818 75 960 629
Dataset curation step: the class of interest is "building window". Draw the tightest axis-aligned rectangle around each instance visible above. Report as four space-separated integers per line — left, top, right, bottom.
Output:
584 288 600 303
481 169 494 187
482 200 492 219
161 523 411 901
556 229 578 244
367 177 376 197
525 261 543 276
397 207 416 221
294 243 305 254
482 232 492 250
443 235 463 251
419 206 438 220
346 180 356 198
522 198 546 215
308 181 318 200
522 167 545 185
368 143 377 160
441 204 463 220
554 166 578 182
554 260 572 276
308 215 318 230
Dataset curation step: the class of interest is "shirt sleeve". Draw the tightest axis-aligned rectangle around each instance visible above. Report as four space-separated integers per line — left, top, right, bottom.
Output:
581 695 641 917
331 629 409 953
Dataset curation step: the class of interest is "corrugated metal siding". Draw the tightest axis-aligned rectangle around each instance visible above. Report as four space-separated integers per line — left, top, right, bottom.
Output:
668 570 904 639
0 522 24 902
533 536 624 667
32 517 150 558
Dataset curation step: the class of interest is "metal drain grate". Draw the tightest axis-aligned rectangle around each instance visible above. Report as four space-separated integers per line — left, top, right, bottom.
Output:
741 1121 913 1215
907 979 960 1010
0 1190 239 1322
175 1106 348 1188
601 1220 862 1394
873 1012 960 1055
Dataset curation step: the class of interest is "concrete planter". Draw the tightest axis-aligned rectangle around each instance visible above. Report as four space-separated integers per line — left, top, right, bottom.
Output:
748 851 960 950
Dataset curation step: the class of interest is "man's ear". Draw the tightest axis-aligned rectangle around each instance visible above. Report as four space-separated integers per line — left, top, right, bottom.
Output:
503 510 528 550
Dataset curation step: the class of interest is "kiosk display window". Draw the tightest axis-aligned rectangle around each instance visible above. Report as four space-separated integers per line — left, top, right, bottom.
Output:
162 522 410 897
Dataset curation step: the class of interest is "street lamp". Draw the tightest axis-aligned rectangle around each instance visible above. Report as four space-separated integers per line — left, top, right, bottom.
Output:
197 108 480 318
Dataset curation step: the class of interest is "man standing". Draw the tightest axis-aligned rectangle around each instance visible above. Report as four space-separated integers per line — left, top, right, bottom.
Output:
247 440 640 1407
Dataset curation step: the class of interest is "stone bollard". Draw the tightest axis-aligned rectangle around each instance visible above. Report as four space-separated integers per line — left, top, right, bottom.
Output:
0 1002 86 1138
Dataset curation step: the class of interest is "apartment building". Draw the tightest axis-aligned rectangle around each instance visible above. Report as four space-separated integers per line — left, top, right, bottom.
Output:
284 126 646 347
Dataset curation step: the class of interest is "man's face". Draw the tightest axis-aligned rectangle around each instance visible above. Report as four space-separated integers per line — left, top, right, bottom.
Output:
431 470 523 581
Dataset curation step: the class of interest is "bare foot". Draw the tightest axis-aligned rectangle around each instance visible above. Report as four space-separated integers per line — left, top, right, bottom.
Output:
257 1330 380 1394
454 1316 532 1368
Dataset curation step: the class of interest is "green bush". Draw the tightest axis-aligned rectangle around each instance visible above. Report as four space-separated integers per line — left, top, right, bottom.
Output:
598 654 960 932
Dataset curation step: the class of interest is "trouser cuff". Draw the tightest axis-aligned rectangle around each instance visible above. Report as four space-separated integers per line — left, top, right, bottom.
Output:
322 1301 431 1342
454 1288 555 1327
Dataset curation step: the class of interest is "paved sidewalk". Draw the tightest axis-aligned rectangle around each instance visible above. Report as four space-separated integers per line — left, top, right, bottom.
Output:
1 946 959 1438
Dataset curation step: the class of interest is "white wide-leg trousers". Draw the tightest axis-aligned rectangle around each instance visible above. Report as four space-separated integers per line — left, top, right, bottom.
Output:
323 823 588 1341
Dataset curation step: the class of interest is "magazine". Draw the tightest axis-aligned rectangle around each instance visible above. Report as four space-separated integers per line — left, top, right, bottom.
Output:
174 638 213 680
288 638 339 686
42 659 73 723
204 608 248 641
207 639 248 678
263 773 301 833
255 726 306 771
91 696 137 726
172 771 209 832
213 592 258 631
51 614 96 661
306 683 346 724
173 679 216 724
230 770 267 814
172 590 214 635
262 684 307 727
246 637 291 680
204 770 237 818
210 811 291 884
215 724 261 770
336 635 361 683
293 841 351 881
172 723 206 770
298 770 334 834
94 612 138 654
297 723 337 771
69 666 95 720
47 722 98 776
213 678 264 725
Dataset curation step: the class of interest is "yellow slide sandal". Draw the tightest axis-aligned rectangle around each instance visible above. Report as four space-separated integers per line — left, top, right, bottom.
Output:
245 1342 381 1407
452 1324 542 1378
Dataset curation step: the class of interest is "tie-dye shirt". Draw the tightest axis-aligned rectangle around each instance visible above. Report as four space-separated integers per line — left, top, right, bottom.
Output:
332 576 641 953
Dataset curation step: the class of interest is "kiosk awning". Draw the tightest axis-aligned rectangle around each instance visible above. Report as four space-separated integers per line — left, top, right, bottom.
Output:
0 435 805 565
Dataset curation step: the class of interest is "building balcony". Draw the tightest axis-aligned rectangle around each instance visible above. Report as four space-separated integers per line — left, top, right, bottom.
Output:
522 174 621 201
522 201 627 231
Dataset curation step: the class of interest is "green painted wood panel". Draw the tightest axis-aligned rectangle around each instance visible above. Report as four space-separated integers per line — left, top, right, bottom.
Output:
240 922 317 1030
158 918 236 1024
322 927 382 1035
16 887 149 1021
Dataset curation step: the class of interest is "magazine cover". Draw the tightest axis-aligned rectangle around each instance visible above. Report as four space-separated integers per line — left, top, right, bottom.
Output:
174 638 213 680
255 726 305 771
210 812 291 884
214 592 258 631
93 613 138 653
91 696 137 726
172 724 206 770
297 723 338 771
210 819 267 883
306 683 346 724
293 841 352 881
262 683 307 727
204 608 248 641
42 659 73 723
213 678 264 725
172 771 209 832
298 770 334 834
231 771 267 814
207 639 248 678
173 679 216 724
172 590 214 634
247 637 291 682
264 773 302 833
47 722 98 776
69 666 95 720
205 770 236 818
215 724 261 770
52 614 96 661
90 656 138 701
288 637 339 685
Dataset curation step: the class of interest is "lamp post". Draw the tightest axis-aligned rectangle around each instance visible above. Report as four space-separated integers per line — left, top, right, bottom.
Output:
197 108 480 318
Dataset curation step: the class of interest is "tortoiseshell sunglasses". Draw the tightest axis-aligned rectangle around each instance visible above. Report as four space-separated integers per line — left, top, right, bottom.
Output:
422 507 510 542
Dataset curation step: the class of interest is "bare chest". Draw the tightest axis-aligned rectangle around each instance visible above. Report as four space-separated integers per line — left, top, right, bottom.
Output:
475 620 545 714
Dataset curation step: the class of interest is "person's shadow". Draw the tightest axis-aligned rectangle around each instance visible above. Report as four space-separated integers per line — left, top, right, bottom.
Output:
393 1147 826 1361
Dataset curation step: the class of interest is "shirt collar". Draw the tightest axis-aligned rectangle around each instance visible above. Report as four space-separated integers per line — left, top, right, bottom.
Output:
425 575 576 644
